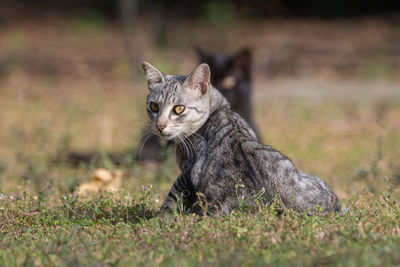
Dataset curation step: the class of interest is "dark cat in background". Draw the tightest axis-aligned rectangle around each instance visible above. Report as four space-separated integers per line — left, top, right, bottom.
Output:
195 47 261 139
64 47 260 164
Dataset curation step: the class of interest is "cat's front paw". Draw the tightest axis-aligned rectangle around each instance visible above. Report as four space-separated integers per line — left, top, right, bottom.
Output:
160 204 175 214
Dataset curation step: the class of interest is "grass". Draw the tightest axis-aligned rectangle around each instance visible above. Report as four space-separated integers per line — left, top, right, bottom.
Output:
1 189 400 266
1 78 399 267
1 18 400 266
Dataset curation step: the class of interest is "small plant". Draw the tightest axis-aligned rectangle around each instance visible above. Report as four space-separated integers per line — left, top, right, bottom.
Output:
235 181 250 212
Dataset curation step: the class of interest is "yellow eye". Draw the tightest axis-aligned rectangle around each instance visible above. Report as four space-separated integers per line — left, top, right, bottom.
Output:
173 105 185 115
150 102 159 112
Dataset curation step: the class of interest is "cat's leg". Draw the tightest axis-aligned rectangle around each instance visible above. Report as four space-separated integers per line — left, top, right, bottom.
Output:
278 170 341 213
160 171 194 213
297 172 341 213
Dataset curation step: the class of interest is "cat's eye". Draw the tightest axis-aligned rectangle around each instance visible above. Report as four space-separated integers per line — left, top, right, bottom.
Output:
173 105 185 115
149 102 159 112
222 76 237 90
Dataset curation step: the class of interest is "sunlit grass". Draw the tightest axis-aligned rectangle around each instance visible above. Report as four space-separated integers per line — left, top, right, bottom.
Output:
0 71 399 265
1 18 400 265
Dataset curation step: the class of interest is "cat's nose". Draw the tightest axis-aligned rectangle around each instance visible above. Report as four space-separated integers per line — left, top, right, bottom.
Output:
156 124 166 132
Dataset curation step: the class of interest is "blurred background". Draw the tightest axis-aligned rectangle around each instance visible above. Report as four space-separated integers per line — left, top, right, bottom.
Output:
0 0 399 200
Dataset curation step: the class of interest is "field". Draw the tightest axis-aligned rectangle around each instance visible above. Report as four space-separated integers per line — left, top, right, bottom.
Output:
1 17 400 266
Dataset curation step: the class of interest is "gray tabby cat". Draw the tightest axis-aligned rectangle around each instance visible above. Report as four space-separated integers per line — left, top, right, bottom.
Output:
142 61 341 215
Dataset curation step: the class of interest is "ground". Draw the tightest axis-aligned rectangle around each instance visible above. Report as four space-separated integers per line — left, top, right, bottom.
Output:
0 16 400 266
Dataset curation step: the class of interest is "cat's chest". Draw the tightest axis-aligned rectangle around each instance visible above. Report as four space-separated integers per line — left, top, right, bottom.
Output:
188 140 234 188
176 137 207 177
177 144 210 188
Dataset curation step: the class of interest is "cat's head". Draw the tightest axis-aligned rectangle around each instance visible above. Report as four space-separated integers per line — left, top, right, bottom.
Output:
142 62 212 141
195 47 252 103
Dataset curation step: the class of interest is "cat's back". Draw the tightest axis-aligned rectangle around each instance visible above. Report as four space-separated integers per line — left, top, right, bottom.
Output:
191 108 269 191
191 107 341 213
199 107 257 143
224 131 341 212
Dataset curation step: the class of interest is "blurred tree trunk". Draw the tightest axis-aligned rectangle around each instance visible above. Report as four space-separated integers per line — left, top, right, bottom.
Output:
119 0 141 77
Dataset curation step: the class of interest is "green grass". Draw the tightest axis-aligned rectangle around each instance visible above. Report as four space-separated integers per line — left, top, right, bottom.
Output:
1 19 400 266
1 88 400 266
1 189 399 266
1 78 400 266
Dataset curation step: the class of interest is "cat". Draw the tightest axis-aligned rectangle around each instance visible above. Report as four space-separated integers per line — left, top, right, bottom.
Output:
137 47 261 162
64 47 260 164
142 61 341 215
195 47 261 139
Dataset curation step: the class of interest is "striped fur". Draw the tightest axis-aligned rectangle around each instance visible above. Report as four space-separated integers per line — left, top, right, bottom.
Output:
142 62 341 215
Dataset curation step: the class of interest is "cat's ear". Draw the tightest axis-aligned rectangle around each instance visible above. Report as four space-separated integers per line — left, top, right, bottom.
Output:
232 48 252 73
183 63 211 95
141 61 165 86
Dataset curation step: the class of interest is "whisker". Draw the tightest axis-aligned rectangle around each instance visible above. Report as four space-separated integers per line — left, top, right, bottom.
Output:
135 129 152 147
185 132 205 148
184 136 194 160
179 134 192 161
177 135 188 160
183 134 197 161
136 129 157 158
175 135 184 159
182 134 195 160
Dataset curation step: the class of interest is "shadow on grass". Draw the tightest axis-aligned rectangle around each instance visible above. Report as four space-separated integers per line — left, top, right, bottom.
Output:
0 193 159 234
59 195 158 225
